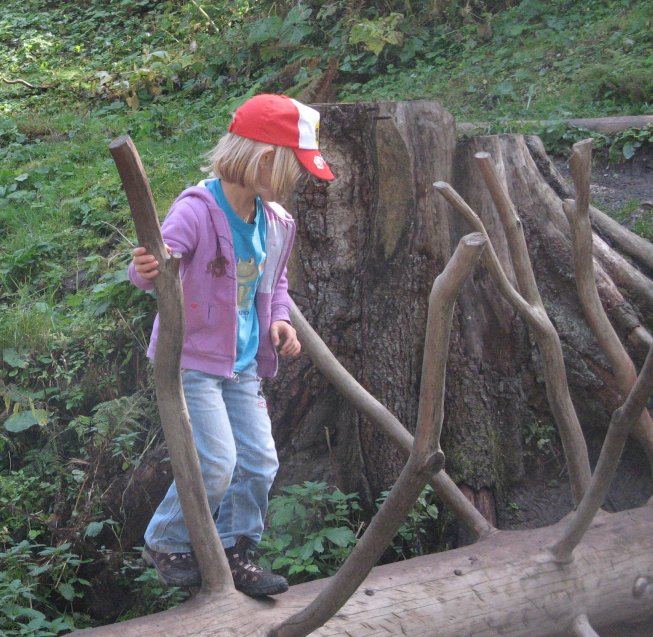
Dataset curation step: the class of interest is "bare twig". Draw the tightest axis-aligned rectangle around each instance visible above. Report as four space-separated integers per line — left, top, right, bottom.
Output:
549 346 653 562
109 135 234 596
1 76 55 90
434 180 591 504
272 233 486 637
563 138 653 466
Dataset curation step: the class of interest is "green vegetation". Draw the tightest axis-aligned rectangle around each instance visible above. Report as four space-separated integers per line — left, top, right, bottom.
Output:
1 0 651 632
259 481 440 583
259 481 362 583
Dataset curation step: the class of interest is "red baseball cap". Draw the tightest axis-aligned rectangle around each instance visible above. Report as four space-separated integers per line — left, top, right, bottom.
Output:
228 94 334 180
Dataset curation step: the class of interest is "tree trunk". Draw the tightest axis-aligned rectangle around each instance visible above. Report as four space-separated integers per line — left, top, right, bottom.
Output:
271 101 458 507
269 102 652 525
458 114 653 135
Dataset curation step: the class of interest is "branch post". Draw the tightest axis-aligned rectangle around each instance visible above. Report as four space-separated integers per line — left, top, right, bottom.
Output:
109 135 234 596
562 138 653 467
434 178 592 504
549 345 653 562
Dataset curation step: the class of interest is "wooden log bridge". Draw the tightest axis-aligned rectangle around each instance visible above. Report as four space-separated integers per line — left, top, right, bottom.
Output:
72 503 653 637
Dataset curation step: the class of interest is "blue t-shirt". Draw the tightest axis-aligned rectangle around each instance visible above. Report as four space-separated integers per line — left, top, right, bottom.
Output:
205 179 267 373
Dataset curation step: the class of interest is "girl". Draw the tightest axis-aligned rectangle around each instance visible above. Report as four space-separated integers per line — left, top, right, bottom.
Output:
129 94 334 596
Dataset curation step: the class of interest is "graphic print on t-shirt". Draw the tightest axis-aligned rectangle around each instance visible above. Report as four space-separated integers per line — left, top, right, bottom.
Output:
237 257 265 312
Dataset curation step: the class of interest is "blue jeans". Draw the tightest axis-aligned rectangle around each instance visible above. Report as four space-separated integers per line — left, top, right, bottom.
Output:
144 362 279 553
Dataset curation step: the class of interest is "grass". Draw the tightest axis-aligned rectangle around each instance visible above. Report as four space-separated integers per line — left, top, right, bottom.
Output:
615 201 653 240
339 1 653 120
1 0 651 630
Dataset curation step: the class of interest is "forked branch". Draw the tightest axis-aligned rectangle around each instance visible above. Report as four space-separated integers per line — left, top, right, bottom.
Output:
434 179 591 503
416 234 489 452
272 233 486 637
289 301 494 540
109 135 234 596
563 138 653 466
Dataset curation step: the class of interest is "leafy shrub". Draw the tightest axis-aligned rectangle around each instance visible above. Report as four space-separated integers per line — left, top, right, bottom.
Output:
0 540 88 635
376 484 440 560
258 481 361 583
608 125 653 162
116 550 190 621
258 481 442 584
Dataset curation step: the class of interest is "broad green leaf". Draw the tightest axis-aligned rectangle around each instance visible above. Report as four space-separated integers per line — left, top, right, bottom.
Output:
29 563 52 576
84 521 105 538
2 347 29 368
322 526 356 548
4 409 48 432
622 142 635 160
246 16 282 46
300 540 316 560
494 80 514 96
57 582 76 601
272 556 293 569
280 5 313 46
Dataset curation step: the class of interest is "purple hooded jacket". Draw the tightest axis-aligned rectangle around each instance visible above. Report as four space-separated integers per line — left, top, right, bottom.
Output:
128 185 296 378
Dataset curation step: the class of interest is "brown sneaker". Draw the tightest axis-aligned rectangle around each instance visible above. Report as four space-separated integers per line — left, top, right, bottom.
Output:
225 537 288 597
142 544 201 587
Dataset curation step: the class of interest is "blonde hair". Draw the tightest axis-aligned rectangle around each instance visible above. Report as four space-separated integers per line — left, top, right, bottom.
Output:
206 133 304 202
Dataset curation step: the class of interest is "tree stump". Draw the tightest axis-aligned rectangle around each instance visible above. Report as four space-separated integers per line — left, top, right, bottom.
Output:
268 101 653 527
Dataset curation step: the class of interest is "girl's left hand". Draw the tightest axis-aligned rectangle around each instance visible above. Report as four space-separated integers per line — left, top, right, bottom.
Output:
270 321 301 357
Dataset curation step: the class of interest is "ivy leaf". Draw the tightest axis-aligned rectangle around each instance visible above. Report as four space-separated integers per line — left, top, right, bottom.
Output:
4 409 48 433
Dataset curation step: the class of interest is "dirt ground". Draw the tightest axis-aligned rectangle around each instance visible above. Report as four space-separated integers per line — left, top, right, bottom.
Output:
554 147 653 234
497 147 653 533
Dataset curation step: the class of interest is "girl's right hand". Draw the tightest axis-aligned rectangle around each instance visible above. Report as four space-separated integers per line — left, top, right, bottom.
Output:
132 245 165 280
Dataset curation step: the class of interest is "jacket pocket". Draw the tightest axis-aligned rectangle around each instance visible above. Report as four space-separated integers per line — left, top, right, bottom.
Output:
184 298 209 337
185 299 230 354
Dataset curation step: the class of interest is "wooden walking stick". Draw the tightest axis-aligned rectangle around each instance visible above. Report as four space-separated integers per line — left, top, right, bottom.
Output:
109 135 234 596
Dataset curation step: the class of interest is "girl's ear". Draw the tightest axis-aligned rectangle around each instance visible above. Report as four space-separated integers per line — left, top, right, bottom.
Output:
261 147 276 163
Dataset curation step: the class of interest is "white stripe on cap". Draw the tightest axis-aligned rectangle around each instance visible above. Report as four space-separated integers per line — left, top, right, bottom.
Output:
291 98 320 150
